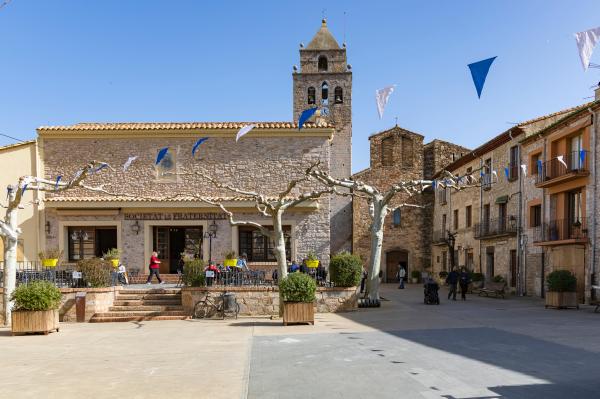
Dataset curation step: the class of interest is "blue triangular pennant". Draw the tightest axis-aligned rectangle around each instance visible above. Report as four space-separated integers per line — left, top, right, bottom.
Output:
298 107 318 130
55 175 62 191
468 56 497 98
580 149 586 165
192 137 209 156
537 159 543 174
432 180 436 189
504 167 509 179
21 184 27 196
155 147 169 165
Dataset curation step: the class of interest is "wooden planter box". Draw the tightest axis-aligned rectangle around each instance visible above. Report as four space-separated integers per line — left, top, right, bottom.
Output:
11 309 60 335
283 302 314 326
545 291 579 310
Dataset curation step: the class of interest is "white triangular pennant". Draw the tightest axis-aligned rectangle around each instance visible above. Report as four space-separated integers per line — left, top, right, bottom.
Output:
236 124 255 142
557 155 568 169
375 85 396 119
575 27 600 71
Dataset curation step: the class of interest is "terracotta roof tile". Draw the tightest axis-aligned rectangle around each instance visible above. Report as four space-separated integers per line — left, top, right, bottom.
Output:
45 196 292 203
37 121 333 132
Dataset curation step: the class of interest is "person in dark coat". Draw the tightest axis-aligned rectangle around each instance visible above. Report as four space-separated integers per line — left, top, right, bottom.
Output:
446 268 459 300
360 269 367 293
459 268 471 300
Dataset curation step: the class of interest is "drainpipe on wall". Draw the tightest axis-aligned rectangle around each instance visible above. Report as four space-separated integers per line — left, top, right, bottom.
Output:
541 136 547 298
479 158 483 275
589 107 597 299
518 143 525 296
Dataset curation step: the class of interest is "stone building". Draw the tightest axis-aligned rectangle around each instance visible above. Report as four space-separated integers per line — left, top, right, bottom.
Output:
431 99 599 301
352 125 468 281
37 122 334 274
293 19 353 254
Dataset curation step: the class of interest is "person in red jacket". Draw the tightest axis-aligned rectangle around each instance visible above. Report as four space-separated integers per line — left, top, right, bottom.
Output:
146 251 164 285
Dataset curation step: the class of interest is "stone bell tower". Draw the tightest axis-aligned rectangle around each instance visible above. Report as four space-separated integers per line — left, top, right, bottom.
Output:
293 19 353 253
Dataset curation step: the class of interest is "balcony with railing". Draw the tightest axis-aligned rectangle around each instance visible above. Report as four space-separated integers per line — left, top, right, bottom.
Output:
535 151 589 187
474 216 518 239
532 217 589 245
432 230 447 245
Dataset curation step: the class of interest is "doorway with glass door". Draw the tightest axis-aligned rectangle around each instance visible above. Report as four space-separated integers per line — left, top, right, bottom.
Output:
152 227 203 274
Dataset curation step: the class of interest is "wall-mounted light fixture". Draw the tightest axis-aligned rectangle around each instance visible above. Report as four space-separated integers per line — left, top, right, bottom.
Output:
131 220 141 235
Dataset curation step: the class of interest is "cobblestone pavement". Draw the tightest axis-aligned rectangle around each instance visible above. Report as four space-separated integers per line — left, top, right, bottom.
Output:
1 284 599 398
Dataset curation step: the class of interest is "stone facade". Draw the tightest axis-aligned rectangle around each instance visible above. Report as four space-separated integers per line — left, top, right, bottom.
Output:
181 286 358 316
352 126 468 281
59 287 118 322
293 19 353 254
39 129 333 273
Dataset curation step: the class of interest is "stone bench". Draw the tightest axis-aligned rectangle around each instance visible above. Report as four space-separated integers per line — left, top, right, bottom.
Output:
478 281 507 299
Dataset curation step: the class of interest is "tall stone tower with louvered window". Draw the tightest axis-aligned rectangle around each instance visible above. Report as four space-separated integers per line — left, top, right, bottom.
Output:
293 19 353 253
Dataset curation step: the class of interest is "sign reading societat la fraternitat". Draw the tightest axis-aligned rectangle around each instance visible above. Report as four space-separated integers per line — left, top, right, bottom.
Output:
124 212 227 221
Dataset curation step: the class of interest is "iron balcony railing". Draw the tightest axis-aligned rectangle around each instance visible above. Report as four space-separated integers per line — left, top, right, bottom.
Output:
536 151 589 184
481 174 493 190
474 216 518 238
432 230 447 244
532 217 588 243
0 261 119 288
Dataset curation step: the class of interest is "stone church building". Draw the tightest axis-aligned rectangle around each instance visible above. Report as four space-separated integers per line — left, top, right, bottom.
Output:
352 127 468 282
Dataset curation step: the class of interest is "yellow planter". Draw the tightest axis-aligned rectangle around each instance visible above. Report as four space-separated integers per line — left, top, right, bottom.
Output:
306 260 319 268
110 259 120 268
224 258 238 268
42 259 58 268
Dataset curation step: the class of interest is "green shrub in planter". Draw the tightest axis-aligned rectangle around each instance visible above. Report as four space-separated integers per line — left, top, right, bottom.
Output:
183 258 206 287
546 270 576 292
470 272 484 282
410 270 421 280
279 273 316 303
11 281 62 311
77 258 113 287
329 252 362 287
493 275 505 283
439 271 448 278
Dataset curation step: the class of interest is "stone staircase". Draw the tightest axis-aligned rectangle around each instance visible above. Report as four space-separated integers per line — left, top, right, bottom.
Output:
90 288 189 323
128 273 182 285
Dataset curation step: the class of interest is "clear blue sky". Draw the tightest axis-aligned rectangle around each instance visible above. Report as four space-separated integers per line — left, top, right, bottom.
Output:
1 0 600 173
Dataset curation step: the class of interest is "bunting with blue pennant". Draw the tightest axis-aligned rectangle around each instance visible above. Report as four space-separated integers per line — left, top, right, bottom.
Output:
537 159 543 175
504 167 509 179
156 147 169 165
298 107 318 130
580 149 586 165
468 56 497 98
55 176 62 191
192 138 209 156
432 180 436 190
21 184 27 196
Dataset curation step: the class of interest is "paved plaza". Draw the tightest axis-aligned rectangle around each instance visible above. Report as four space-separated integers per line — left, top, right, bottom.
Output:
1 284 599 398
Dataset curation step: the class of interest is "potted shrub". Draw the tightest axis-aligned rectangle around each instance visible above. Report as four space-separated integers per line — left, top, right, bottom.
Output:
470 272 484 289
493 275 505 283
10 281 62 335
306 250 319 268
329 252 362 287
438 271 448 285
38 247 63 268
224 251 238 268
103 248 122 268
545 270 578 309
77 258 113 287
279 272 316 325
410 270 420 284
182 258 206 287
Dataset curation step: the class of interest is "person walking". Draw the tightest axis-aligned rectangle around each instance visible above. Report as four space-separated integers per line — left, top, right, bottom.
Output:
396 266 406 289
146 251 164 285
459 268 471 301
446 268 459 300
360 269 367 293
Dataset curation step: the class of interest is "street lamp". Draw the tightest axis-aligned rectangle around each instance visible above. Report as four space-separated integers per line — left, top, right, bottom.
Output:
204 221 218 262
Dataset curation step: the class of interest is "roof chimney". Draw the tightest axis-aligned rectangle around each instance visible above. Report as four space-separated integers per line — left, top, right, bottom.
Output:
596 82 600 101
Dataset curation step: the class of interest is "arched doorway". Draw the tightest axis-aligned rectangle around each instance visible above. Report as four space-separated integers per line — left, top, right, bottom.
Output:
385 250 408 283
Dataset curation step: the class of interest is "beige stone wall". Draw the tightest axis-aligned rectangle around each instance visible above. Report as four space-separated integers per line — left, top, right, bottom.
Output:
59 287 118 322
40 133 332 272
181 286 358 316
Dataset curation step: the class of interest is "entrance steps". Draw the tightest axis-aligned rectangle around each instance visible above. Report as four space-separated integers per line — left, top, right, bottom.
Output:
90 288 189 323
128 274 182 284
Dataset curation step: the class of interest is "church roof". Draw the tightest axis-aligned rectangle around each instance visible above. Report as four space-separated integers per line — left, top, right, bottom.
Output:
306 19 341 50
37 121 332 132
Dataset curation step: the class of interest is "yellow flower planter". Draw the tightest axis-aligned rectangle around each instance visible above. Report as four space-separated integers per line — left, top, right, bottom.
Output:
306 260 319 268
42 259 58 268
110 259 120 268
224 258 238 268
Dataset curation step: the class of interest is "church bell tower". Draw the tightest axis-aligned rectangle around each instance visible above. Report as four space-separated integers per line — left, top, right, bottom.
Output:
293 19 353 253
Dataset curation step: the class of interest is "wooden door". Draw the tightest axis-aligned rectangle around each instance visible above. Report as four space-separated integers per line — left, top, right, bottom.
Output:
385 251 408 283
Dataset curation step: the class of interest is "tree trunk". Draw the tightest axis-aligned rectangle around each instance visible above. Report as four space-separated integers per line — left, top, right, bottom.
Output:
272 210 288 280
366 198 387 300
2 191 18 326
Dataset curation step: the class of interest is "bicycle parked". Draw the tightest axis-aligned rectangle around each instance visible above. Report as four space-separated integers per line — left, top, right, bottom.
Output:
193 291 240 319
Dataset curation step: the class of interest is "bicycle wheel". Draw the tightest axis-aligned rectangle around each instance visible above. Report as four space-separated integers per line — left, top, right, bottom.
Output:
194 301 209 319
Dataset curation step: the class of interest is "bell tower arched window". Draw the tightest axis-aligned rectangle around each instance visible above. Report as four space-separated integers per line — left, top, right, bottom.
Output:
334 87 343 104
321 82 329 105
318 55 328 71
307 87 316 104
